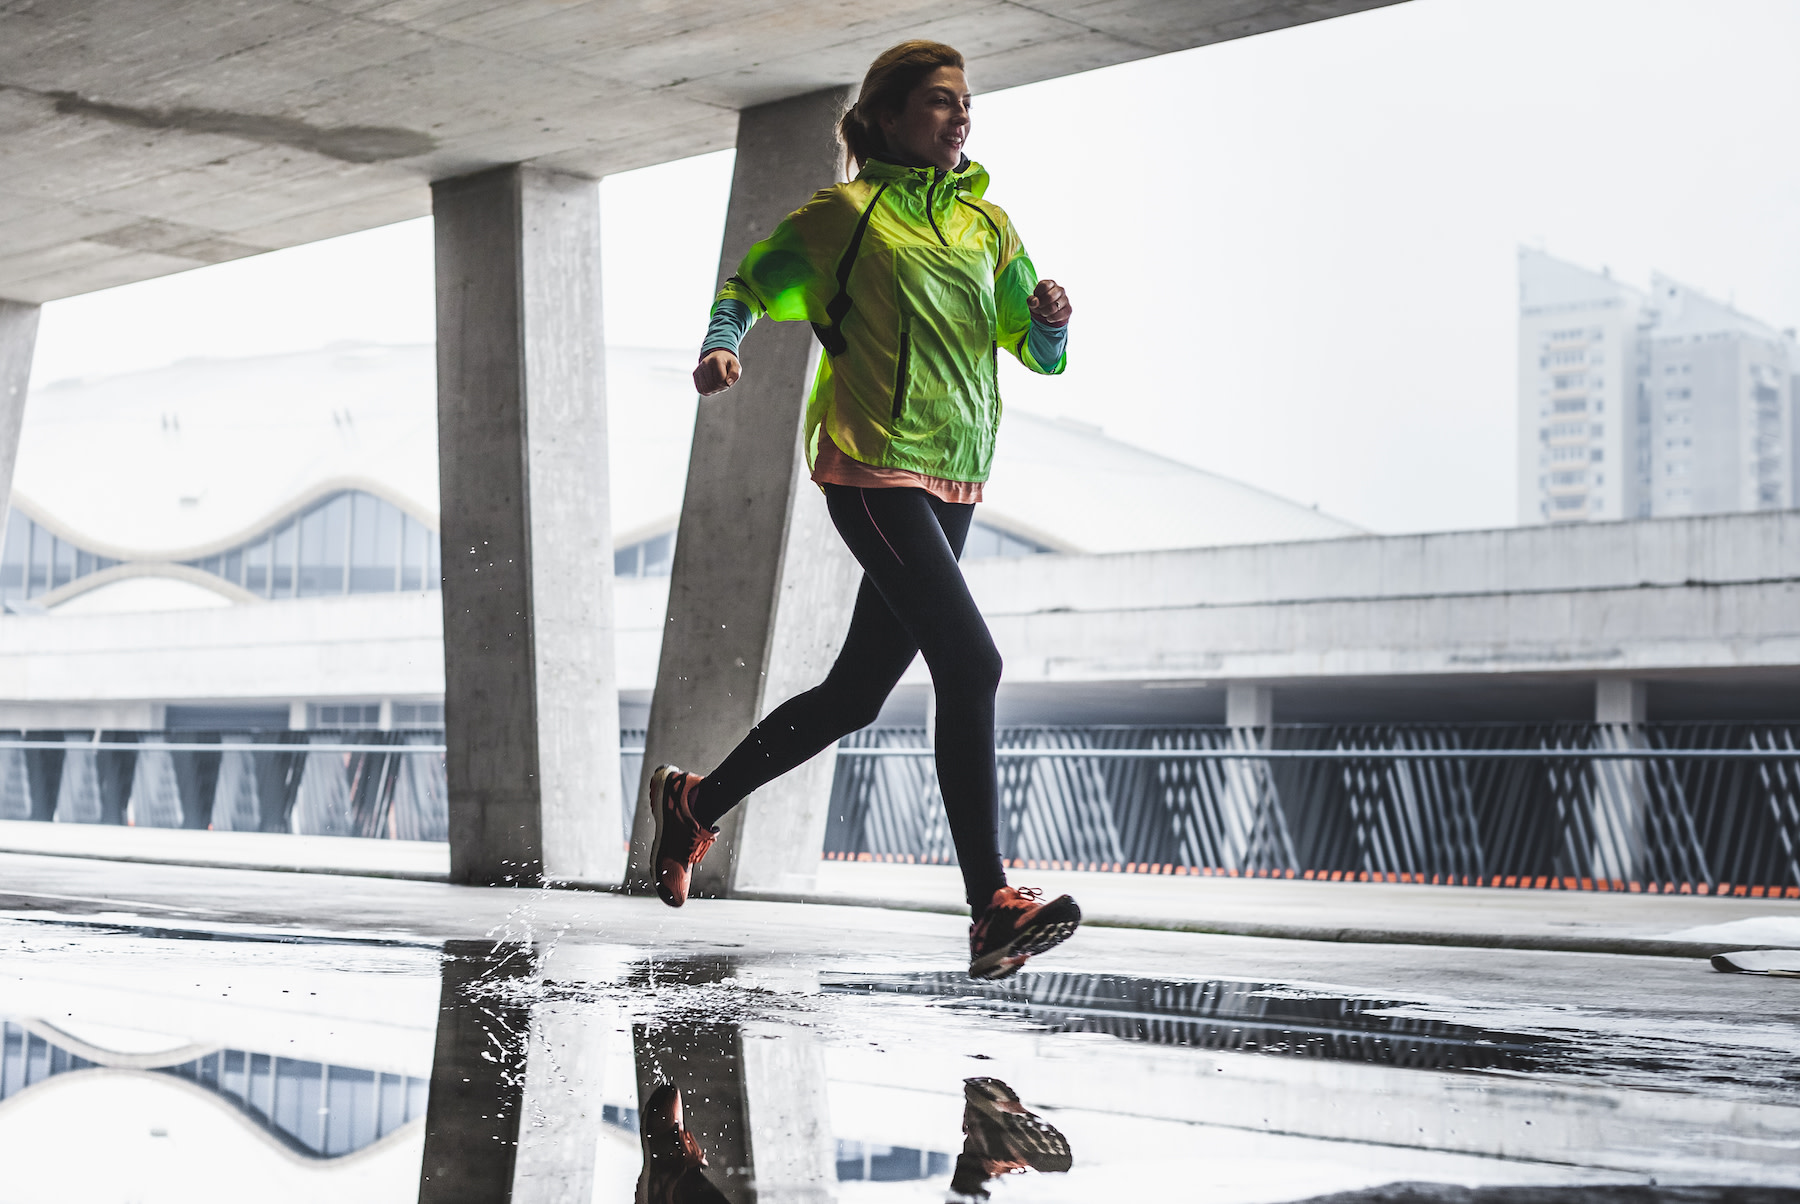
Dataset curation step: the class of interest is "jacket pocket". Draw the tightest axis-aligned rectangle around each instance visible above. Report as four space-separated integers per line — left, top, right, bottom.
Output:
891 317 911 422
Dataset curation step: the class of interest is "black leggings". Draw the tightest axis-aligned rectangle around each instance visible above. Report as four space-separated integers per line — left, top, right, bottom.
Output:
693 484 1008 912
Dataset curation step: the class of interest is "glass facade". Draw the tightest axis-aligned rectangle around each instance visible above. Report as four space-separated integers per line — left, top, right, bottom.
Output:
0 510 119 605
0 490 440 606
190 489 439 599
614 530 674 578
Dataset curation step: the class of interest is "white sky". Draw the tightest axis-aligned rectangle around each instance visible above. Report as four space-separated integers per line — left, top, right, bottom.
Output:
26 0 1800 535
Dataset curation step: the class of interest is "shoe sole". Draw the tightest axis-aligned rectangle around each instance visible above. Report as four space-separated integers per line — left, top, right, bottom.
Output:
968 895 1082 981
962 1083 1073 1173
648 764 686 909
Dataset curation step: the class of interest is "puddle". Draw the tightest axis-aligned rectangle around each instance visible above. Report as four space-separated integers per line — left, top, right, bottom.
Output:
0 924 1796 1202
824 971 1554 1072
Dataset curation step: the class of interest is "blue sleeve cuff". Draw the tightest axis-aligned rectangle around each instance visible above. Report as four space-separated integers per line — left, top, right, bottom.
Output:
1026 318 1067 368
700 297 753 358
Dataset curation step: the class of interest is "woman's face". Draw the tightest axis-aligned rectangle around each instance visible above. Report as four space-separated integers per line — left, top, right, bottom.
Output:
881 65 971 170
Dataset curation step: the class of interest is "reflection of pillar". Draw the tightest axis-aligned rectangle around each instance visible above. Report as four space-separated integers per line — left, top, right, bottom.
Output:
420 941 613 1204
419 940 535 1203
0 301 39 539
629 87 862 901
434 164 621 888
512 990 609 1202
739 1020 835 1204
171 732 221 829
1592 678 1649 882
629 962 835 1204
95 732 137 825
23 731 65 822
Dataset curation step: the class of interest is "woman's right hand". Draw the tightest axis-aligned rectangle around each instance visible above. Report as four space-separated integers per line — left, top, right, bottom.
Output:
694 350 742 396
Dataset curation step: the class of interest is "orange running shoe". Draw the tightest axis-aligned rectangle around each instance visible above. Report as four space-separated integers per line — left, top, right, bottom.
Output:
635 1084 719 1204
948 1077 1073 1199
649 765 716 909
967 885 1081 980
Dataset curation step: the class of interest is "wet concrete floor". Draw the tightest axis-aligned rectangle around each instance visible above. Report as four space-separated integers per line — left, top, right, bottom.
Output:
0 853 1798 1202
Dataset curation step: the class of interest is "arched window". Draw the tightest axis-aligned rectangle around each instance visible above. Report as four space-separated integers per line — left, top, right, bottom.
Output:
0 510 119 604
186 490 440 597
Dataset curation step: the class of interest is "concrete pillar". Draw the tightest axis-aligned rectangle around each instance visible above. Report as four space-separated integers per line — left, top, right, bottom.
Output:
0 300 39 535
1221 684 1277 871
1595 678 1649 725
1225 683 1274 731
628 87 861 899
1591 677 1649 881
433 164 622 887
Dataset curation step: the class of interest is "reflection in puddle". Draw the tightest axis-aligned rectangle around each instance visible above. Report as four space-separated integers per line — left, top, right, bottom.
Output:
2 925 1798 1201
826 971 1553 1072
1 1018 428 1156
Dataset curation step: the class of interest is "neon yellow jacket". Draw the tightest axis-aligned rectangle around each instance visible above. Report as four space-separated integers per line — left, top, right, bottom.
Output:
716 157 1065 483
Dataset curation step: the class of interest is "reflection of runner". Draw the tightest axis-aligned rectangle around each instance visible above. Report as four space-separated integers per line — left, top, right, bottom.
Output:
948 1076 1074 1202
635 1084 728 1204
648 38 1082 981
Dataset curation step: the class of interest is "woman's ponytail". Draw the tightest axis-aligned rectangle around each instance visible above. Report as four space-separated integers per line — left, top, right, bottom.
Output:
838 40 965 178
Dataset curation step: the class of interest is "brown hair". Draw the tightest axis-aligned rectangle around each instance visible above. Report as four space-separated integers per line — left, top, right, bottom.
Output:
838 40 966 176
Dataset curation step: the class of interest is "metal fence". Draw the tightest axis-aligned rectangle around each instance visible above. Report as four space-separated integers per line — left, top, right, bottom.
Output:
0 729 451 840
0 727 651 843
822 723 1800 896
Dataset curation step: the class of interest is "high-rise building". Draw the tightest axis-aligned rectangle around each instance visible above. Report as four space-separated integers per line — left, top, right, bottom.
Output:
1517 249 1798 524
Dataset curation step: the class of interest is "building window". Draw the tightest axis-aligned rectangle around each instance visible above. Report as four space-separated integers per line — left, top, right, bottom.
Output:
310 703 381 728
188 490 439 599
615 531 675 578
393 702 445 727
0 510 120 605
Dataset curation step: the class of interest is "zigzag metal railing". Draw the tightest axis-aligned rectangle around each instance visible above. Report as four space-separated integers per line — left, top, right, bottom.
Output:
0 728 654 843
822 722 1800 896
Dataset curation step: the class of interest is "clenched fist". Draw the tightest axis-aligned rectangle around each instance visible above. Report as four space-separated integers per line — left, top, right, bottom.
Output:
1028 278 1072 327
694 350 742 396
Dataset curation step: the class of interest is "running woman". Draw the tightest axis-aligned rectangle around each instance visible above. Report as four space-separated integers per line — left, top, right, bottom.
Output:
648 40 1080 981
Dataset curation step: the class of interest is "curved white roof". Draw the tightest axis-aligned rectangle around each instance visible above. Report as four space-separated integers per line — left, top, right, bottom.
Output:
19 344 440 557
19 343 1358 559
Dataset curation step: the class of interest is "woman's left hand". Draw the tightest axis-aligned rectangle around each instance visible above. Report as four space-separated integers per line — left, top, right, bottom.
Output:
1029 278 1072 327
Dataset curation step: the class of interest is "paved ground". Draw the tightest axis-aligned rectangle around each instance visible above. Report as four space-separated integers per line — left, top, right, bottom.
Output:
3 849 1799 1200
4 820 1797 958
2 850 1797 1031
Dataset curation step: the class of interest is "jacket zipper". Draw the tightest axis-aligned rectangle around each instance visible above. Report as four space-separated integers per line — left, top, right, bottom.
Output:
924 169 948 246
892 317 911 421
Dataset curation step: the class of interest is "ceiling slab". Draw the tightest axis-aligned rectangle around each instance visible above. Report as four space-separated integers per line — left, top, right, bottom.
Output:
0 0 1405 302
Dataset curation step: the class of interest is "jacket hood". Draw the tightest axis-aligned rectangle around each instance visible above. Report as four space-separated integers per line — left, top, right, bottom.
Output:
858 155 989 199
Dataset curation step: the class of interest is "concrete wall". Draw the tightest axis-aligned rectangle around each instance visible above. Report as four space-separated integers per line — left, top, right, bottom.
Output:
4 511 1800 723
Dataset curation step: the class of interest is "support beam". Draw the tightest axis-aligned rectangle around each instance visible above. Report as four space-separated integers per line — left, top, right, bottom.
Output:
1225 683 1274 731
629 87 861 898
1595 678 1649 725
1592 677 1648 882
433 165 621 887
0 300 37 538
